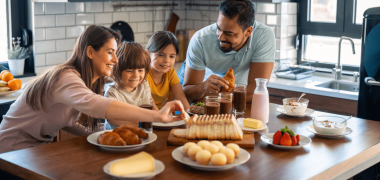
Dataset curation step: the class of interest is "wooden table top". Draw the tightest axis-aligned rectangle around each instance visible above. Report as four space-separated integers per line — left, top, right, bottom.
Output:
1 103 380 180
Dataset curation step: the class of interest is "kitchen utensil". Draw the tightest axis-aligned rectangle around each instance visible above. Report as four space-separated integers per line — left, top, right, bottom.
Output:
166 13 179 34
110 21 134 42
297 93 306 102
342 116 352 124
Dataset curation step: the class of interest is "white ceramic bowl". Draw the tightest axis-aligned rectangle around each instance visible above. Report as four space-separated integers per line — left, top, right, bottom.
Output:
312 116 347 135
282 98 309 115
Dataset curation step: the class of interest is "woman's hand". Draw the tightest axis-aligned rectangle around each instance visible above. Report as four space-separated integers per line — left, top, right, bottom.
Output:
158 100 188 123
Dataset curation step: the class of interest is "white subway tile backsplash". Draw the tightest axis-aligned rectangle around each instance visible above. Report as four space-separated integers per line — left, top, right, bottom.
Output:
66 51 74 59
175 1 186 10
104 2 114 12
210 11 219 21
146 11 153 21
276 39 280 50
35 15 56 28
137 22 152 33
194 20 203 30
35 29 45 41
267 15 281 25
201 11 210 21
176 20 184 30
275 26 287 38
46 52 66 65
103 24 112 28
257 3 276 14
286 49 297 59
46 27 65 40
187 10 202 20
76 14 94 25
154 21 164 32
134 33 145 44
120 1 138 11
34 3 44 15
152 1 166 10
66 26 85 38
255 14 266 24
66 3 84 14
293 15 297 26
56 14 75 27
137 1 152 11
201 21 210 29
288 3 297 15
95 13 112 24
34 54 45 67
281 3 289 14
276 3 281 14
130 12 145 22
35 40 56 54
86 2 103 13
113 12 129 22
129 23 137 33
174 10 185 20
165 11 172 22
56 39 76 51
154 11 164 21
287 26 297 37
186 20 194 29
45 3 65 14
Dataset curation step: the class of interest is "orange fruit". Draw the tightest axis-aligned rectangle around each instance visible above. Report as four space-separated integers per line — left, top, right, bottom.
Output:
7 79 19 90
1 72 13 82
14 79 22 89
0 70 9 80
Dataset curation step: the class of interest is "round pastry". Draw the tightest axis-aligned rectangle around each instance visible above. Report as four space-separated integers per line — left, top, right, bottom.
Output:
210 153 227 166
210 141 224 148
220 148 235 164
226 143 240 156
218 146 226 153
204 144 219 155
195 150 212 165
197 140 210 149
188 145 203 161
183 142 197 157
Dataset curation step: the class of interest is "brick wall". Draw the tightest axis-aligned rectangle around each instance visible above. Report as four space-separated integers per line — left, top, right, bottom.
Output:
32 1 298 72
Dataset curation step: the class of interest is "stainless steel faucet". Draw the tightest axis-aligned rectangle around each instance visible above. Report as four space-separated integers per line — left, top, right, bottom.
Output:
332 36 356 80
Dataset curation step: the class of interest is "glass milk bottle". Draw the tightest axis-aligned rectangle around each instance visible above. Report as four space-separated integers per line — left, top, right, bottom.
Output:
251 78 269 123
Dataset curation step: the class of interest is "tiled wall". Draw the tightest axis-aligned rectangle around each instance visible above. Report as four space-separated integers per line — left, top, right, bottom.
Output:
33 1 297 70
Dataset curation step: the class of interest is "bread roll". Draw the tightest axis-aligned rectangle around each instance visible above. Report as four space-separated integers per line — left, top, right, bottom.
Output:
183 142 197 157
204 144 219 155
195 150 212 165
210 141 224 148
197 140 210 149
220 148 235 164
210 153 227 166
188 145 202 161
226 143 240 156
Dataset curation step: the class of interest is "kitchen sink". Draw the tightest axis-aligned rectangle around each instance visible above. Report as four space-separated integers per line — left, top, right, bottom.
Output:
315 80 359 92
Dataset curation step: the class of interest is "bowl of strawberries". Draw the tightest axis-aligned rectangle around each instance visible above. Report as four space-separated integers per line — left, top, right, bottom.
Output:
260 126 312 149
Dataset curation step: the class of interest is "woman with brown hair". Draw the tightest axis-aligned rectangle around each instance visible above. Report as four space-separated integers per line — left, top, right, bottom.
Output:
0 25 186 153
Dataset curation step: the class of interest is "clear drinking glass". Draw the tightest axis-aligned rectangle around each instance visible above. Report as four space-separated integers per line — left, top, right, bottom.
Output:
219 92 233 114
205 96 220 115
138 98 154 133
233 84 246 115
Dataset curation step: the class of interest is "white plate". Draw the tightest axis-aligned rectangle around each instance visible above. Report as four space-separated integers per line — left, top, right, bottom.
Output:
237 118 267 132
172 146 250 171
306 124 352 138
103 158 164 179
260 133 311 149
0 90 19 97
87 130 157 151
276 106 314 117
153 120 186 129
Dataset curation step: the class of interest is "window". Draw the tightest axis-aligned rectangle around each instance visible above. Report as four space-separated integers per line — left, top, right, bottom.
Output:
0 1 8 63
298 0 380 71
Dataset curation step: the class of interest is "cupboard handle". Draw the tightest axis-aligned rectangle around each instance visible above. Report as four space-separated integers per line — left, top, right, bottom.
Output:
365 77 380 86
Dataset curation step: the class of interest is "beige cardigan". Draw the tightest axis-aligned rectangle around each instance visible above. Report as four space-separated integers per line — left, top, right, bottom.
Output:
0 70 114 153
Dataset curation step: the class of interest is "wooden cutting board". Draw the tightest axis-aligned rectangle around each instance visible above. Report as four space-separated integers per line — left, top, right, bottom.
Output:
167 129 255 148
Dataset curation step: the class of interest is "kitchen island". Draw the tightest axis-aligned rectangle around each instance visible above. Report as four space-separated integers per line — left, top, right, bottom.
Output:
0 103 380 180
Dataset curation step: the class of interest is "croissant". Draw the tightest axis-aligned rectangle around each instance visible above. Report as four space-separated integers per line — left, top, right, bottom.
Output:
118 124 149 139
98 132 126 146
221 68 235 92
113 128 142 145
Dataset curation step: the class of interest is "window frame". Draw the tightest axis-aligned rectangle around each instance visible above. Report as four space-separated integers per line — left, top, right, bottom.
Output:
297 0 362 72
0 0 35 78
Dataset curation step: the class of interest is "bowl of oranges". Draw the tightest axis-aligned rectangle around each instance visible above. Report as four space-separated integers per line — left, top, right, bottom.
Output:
0 70 22 96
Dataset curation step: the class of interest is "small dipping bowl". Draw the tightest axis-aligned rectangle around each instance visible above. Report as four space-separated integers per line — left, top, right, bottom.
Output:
282 98 309 115
313 116 347 135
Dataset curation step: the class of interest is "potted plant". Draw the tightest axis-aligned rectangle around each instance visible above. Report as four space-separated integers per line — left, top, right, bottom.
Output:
8 37 30 75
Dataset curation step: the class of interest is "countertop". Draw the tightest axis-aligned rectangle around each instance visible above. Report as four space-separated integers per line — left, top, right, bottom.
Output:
268 72 359 101
0 66 359 105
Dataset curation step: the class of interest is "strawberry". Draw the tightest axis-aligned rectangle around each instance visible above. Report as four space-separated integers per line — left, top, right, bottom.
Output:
280 132 292 146
296 134 300 144
291 135 297 146
273 130 282 145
